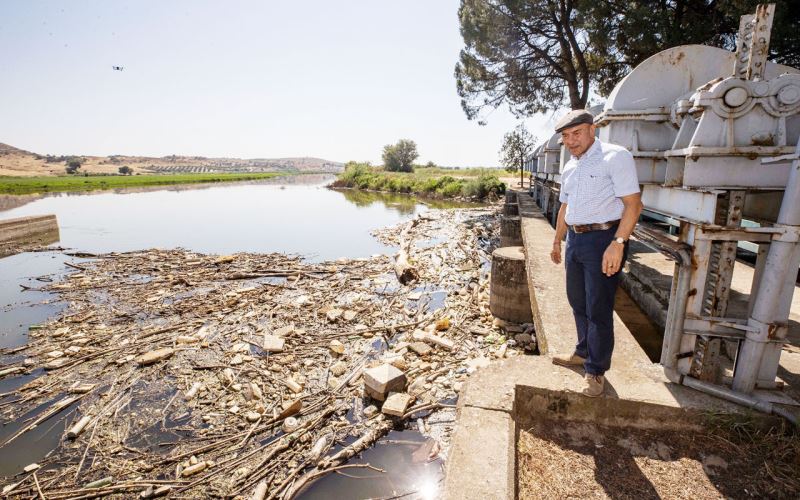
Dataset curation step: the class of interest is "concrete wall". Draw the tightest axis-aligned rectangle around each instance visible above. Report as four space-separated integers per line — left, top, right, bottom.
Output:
0 214 59 256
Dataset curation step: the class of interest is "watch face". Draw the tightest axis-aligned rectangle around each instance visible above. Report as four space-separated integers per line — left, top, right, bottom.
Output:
616 237 625 244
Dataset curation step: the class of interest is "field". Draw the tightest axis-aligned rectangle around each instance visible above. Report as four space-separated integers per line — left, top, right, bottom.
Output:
0 172 289 195
413 165 502 178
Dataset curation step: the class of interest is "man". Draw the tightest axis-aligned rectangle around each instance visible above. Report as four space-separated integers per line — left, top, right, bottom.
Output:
549 109 643 397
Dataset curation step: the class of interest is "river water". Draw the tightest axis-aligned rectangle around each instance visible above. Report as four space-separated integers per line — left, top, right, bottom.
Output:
0 174 472 498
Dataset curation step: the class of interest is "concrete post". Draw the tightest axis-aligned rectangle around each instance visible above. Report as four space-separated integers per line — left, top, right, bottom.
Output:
489 246 533 323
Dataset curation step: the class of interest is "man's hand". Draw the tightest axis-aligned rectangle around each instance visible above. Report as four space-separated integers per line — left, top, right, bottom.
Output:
602 241 624 276
551 241 562 265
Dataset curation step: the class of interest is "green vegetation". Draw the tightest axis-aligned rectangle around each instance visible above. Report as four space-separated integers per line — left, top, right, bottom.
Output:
500 123 536 187
382 139 419 172
500 123 536 173
0 172 287 195
332 161 505 200
455 0 798 116
412 164 495 178
65 157 83 174
339 188 480 215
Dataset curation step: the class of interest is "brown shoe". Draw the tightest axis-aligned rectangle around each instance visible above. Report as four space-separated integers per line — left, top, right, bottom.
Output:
582 374 604 397
552 352 586 367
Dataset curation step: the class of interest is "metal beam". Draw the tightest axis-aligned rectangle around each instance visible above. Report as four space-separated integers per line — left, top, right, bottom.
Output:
640 186 721 223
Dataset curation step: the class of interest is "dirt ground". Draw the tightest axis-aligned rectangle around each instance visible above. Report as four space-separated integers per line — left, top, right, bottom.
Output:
517 419 800 499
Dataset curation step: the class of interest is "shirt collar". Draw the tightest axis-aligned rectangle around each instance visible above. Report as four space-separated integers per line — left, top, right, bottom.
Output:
574 139 601 162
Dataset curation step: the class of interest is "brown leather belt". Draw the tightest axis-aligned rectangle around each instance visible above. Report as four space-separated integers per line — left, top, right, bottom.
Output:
569 219 620 234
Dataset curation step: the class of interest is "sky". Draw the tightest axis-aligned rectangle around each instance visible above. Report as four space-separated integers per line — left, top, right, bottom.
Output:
0 1 559 167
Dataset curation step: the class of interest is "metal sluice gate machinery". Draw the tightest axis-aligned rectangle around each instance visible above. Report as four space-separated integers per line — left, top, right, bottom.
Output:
526 4 800 421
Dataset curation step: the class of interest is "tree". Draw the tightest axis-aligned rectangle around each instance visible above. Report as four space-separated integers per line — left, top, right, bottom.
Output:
499 123 535 187
455 0 595 119
582 0 800 95
455 0 799 120
65 157 82 174
382 139 419 172
118 166 133 175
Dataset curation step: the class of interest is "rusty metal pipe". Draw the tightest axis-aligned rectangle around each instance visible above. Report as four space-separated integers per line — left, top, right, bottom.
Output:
631 222 693 370
661 262 693 369
665 368 797 426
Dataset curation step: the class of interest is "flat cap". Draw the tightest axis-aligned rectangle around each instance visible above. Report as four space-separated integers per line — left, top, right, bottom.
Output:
554 109 594 133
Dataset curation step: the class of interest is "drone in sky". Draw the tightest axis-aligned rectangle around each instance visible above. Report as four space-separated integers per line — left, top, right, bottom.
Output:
112 66 124 71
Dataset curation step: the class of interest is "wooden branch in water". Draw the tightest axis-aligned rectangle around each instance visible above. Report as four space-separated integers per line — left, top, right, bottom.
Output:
317 419 394 469
1 393 88 446
231 405 340 495
64 261 87 271
401 402 456 420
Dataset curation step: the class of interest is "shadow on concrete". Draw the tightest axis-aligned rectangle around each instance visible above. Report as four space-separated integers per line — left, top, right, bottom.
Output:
614 288 663 362
777 363 800 404
603 378 619 399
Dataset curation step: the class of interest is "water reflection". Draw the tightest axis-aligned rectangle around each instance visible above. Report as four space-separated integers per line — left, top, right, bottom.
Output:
0 175 432 262
0 174 335 212
0 251 83 349
335 188 483 214
297 429 443 500
0 193 44 212
338 188 419 215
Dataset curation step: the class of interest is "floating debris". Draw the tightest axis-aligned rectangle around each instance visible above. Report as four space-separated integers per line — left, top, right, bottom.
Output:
0 205 536 498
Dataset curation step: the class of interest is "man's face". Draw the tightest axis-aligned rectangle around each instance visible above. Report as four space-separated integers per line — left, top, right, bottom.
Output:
561 123 596 157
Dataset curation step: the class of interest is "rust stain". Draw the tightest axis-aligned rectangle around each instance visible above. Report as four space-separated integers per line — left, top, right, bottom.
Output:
768 323 779 339
669 50 686 66
751 133 775 146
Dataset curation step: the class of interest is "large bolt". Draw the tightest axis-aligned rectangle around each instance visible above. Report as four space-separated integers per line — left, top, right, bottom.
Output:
723 87 749 108
753 82 769 96
777 85 800 105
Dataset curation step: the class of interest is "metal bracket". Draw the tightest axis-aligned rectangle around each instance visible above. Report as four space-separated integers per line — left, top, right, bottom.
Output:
694 225 800 243
744 317 789 342
732 4 775 81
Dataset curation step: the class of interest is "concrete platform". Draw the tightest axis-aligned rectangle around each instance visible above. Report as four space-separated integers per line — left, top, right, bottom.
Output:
0 214 59 257
442 199 793 499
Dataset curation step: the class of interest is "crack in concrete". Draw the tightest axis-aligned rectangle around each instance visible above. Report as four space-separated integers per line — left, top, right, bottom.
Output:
461 402 513 415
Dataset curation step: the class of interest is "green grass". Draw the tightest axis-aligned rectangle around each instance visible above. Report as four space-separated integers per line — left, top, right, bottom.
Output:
412 164 500 178
332 162 505 200
0 172 291 195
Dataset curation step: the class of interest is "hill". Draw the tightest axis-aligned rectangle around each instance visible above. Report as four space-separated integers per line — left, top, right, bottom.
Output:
0 142 344 177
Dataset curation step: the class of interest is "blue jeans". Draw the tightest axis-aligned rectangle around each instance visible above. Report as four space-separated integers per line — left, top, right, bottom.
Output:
565 226 628 376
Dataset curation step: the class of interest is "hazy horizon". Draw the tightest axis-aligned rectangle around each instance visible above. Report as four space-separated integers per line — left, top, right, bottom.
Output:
0 1 560 168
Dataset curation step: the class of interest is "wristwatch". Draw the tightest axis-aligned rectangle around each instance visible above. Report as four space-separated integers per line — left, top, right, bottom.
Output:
614 236 626 244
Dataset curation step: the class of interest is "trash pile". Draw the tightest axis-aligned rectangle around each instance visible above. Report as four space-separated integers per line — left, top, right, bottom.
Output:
0 207 536 499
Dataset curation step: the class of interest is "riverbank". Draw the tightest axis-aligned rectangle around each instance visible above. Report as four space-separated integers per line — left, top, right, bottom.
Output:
331 162 505 201
0 172 292 195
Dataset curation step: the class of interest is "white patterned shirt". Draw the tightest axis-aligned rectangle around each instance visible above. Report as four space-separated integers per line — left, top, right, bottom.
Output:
559 140 640 225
